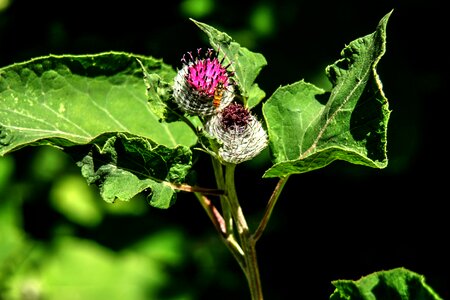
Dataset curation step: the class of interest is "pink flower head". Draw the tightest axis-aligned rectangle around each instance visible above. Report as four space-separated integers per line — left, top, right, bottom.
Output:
173 48 235 116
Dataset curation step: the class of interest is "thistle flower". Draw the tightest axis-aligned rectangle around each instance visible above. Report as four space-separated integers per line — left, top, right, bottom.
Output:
206 103 268 164
173 48 235 116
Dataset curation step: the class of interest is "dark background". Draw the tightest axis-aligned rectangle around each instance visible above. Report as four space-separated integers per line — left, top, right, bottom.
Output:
0 0 447 299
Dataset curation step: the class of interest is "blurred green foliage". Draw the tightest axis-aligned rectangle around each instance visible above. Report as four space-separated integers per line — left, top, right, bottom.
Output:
180 0 214 19
0 147 243 299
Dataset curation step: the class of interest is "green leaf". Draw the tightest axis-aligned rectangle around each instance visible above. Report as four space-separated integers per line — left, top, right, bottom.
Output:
0 52 196 207
263 11 392 178
137 58 170 121
0 51 197 157
136 58 182 123
70 132 192 208
330 267 443 300
190 18 267 108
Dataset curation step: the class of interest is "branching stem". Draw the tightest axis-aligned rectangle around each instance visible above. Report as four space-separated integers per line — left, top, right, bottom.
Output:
225 164 263 300
195 155 289 300
194 192 245 270
253 175 290 242
212 157 234 238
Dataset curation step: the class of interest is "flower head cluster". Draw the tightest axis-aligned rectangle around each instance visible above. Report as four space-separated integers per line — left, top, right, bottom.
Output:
205 103 268 164
173 48 235 116
173 48 268 164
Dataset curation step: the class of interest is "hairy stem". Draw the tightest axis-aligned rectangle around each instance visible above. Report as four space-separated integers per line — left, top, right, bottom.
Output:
225 164 263 300
212 157 234 237
195 192 245 271
165 181 224 196
253 175 290 242
195 192 226 234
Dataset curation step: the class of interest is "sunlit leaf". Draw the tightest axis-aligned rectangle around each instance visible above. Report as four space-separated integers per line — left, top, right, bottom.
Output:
0 52 196 207
0 51 197 157
263 11 392 178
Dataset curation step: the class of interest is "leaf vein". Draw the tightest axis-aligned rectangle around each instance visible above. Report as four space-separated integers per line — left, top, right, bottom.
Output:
2 124 91 140
42 103 91 136
89 99 129 132
301 67 370 159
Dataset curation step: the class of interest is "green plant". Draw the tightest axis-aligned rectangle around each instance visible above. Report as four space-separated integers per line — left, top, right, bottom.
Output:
0 10 442 299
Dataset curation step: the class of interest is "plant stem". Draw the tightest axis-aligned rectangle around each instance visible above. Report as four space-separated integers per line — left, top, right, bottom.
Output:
195 192 226 235
225 163 263 300
165 181 224 196
211 157 234 238
194 192 245 271
253 175 290 242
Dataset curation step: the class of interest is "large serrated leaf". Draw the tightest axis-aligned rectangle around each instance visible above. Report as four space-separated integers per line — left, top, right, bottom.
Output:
69 132 192 208
0 51 197 156
190 19 267 108
262 11 392 178
330 267 443 300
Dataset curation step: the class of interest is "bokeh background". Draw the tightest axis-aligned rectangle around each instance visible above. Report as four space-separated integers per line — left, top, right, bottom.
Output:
0 0 447 299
